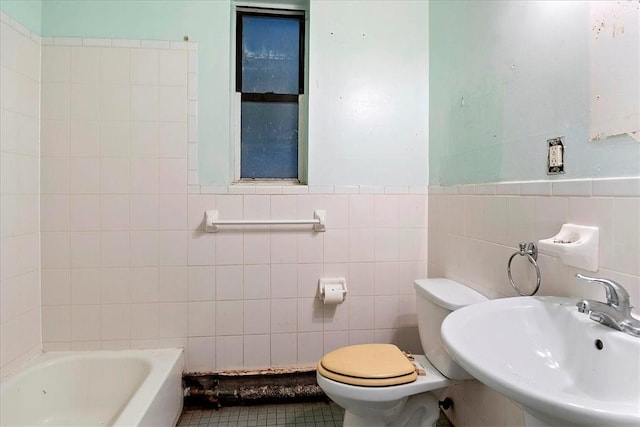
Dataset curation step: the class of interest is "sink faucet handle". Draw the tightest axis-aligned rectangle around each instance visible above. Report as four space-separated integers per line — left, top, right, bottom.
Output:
575 273 629 307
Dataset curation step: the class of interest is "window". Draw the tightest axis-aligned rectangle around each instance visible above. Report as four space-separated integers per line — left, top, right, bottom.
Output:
235 7 306 181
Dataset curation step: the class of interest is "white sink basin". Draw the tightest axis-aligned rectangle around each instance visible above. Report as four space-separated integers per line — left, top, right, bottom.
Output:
441 296 640 427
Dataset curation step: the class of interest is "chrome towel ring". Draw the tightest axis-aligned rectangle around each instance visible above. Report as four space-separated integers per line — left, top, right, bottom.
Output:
507 242 541 296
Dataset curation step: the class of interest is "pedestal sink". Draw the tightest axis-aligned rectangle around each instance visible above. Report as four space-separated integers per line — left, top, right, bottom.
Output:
441 296 640 427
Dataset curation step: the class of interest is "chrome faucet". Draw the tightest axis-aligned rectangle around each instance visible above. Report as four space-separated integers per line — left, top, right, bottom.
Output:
575 273 640 337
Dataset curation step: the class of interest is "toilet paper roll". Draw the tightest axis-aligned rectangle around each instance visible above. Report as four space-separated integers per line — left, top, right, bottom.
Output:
322 285 344 304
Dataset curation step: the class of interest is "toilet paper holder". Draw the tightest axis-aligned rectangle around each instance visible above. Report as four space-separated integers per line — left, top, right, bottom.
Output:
318 278 347 304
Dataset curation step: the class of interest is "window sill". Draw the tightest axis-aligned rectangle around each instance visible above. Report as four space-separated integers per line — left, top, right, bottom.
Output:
235 178 302 186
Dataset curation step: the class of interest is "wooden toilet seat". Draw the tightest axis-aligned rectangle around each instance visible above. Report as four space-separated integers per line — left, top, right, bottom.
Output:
317 343 418 387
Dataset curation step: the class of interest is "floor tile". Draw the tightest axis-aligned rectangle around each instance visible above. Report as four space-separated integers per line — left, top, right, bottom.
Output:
178 401 453 426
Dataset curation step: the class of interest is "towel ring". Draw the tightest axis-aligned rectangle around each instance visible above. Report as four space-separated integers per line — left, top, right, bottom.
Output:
507 242 541 296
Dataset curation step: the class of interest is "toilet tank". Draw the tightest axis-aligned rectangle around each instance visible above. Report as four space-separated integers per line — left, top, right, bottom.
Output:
414 278 488 380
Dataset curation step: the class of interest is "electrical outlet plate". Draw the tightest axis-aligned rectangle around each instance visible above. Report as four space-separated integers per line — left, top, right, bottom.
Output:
547 137 565 175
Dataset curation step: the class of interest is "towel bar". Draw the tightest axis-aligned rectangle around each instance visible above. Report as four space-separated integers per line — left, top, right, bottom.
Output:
205 209 326 232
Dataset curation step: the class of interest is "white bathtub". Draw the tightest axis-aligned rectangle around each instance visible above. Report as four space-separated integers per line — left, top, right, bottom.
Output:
0 348 183 427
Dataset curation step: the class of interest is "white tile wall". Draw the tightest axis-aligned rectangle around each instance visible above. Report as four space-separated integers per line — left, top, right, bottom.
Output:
429 180 640 427
429 180 640 302
38 36 429 372
0 14 42 379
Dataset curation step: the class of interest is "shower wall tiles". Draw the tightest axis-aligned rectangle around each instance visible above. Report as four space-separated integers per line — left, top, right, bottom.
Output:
39 38 429 372
0 13 42 379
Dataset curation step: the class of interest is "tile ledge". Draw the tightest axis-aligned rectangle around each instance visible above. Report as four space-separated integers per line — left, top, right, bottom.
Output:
193 184 429 195
40 35 197 49
431 177 639 197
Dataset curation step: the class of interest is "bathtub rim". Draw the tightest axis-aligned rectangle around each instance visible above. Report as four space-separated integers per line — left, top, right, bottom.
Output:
0 348 184 427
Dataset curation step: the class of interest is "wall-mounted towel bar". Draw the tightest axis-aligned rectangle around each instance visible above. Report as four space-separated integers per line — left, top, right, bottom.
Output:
205 210 326 232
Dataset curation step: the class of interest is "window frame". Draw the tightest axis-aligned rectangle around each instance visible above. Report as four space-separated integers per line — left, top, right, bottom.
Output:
231 5 308 184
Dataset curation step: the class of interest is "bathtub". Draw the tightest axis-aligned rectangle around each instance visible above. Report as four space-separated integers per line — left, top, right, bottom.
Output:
0 348 183 426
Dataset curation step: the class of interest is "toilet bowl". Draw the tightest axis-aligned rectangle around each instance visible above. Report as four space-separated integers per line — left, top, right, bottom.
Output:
316 278 488 427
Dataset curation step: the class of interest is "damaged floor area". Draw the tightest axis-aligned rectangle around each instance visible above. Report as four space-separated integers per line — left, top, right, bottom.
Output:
177 401 455 426
179 370 453 426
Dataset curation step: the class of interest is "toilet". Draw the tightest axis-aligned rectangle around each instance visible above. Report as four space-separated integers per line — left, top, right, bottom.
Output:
316 278 488 427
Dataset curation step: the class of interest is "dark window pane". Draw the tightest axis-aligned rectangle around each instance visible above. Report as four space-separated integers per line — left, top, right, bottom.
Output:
241 101 298 179
242 15 300 95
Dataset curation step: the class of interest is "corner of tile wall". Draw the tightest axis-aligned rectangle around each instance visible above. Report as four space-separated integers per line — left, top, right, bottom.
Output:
0 11 43 379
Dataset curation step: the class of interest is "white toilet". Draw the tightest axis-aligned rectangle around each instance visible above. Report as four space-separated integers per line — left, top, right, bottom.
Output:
316 278 488 426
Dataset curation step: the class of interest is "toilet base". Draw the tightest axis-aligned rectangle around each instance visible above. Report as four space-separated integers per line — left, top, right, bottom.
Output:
342 391 440 427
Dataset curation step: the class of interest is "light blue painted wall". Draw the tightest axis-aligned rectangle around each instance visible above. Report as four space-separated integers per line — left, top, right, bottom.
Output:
307 0 429 186
6 1 638 187
0 0 42 33
35 0 430 186
429 0 640 185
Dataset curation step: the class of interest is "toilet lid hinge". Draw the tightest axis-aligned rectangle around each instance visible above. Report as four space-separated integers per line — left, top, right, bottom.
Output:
402 351 415 361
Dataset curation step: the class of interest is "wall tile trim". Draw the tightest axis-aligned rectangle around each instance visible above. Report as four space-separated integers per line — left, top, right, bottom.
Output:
199 184 429 196
0 11 40 42
430 177 640 198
